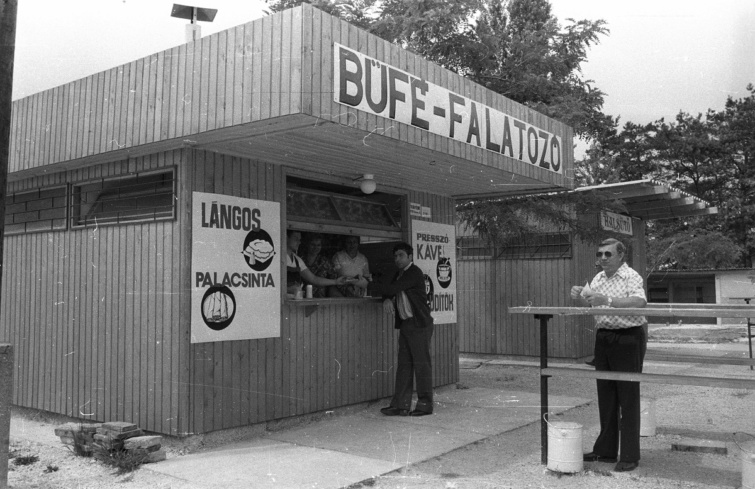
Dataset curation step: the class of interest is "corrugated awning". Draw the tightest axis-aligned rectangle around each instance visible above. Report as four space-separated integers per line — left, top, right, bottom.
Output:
576 179 717 220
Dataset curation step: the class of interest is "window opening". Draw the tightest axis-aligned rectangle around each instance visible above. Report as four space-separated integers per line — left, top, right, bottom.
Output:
71 169 176 227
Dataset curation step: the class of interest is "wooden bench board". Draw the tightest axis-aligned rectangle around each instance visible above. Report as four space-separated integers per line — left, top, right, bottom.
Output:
644 353 755 366
510 306 755 319
540 367 755 390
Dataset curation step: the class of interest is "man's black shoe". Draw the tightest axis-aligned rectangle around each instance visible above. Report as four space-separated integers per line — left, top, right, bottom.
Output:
409 410 432 417
583 452 617 463
584 357 596 367
614 461 638 472
380 407 409 416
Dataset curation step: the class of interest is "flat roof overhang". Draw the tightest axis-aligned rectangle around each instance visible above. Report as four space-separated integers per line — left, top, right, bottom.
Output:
10 114 565 198
577 179 718 220
8 5 574 199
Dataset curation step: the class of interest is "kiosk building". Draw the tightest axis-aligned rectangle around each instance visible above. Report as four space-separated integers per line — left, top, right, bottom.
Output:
2 5 573 435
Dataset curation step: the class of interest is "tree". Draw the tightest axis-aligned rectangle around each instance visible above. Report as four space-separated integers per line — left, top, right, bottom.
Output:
457 190 627 249
576 118 658 186
646 226 742 272
579 85 755 270
709 84 755 266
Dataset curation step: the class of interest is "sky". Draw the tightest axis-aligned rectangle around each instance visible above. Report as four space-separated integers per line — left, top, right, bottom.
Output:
10 0 755 138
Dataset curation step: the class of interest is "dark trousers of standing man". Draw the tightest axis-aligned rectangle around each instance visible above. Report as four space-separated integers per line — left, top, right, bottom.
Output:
391 317 434 413
592 326 646 463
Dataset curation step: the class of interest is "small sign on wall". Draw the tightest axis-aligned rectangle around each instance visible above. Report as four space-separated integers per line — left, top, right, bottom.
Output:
409 202 432 219
412 220 457 324
600 211 633 236
191 192 281 343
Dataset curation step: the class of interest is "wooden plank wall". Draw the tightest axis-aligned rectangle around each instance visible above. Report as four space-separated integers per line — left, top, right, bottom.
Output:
186 149 288 433
459 219 650 359
8 9 304 174
457 258 574 358
0 150 185 435
185 153 458 433
301 4 574 190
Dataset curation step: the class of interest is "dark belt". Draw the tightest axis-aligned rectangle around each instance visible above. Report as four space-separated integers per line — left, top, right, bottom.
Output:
597 325 646 334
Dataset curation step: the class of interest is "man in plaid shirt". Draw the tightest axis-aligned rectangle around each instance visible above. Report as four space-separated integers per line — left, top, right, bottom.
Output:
570 238 647 473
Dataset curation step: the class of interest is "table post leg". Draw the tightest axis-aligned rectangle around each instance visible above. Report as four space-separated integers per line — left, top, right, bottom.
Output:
535 314 552 465
748 320 753 371
745 299 753 371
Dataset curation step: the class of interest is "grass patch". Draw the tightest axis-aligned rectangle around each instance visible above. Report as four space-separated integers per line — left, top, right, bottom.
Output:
92 443 148 475
12 455 39 466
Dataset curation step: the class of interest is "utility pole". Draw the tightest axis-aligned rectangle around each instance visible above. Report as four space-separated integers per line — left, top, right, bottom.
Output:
170 4 218 43
0 0 16 260
0 0 17 484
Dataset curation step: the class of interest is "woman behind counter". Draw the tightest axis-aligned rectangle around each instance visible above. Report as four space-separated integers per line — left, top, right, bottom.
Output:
286 230 348 297
301 234 336 298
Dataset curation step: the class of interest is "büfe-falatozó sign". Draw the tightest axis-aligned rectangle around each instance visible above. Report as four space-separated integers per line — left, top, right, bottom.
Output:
191 192 281 343
333 43 563 173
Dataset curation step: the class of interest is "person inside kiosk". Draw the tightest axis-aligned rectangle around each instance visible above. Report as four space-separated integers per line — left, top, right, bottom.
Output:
286 230 350 298
300 233 336 298
331 235 372 298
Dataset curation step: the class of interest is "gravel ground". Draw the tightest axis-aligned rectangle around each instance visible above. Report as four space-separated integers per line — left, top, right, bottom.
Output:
6 324 755 489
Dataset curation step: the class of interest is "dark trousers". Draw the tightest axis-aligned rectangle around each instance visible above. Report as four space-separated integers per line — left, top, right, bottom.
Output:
391 317 434 413
592 326 646 462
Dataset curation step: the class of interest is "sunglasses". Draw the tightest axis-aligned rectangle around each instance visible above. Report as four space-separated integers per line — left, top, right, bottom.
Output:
595 251 613 258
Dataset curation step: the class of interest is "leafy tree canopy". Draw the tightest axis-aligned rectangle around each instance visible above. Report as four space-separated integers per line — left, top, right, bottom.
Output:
578 84 755 269
457 189 626 249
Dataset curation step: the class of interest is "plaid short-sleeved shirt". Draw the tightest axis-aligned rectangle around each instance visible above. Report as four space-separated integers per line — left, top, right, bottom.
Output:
590 262 647 329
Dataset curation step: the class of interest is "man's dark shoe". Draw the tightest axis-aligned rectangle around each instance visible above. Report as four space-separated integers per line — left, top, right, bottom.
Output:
409 410 432 417
614 461 638 472
583 452 617 463
380 407 409 416
584 357 596 367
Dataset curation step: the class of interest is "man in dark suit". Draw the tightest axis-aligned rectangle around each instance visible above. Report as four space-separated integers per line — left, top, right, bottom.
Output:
380 242 434 417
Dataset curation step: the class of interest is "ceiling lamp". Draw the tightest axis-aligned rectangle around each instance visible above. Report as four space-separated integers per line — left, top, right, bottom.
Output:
355 174 376 194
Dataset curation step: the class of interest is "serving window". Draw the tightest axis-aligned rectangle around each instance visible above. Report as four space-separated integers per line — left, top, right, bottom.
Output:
286 177 405 300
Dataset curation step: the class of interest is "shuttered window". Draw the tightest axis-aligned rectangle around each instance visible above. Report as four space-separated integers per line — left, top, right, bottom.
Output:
457 236 495 259
498 233 571 259
71 169 176 227
457 232 572 260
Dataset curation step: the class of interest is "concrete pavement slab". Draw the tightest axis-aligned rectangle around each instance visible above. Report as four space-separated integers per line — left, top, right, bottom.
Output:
145 388 591 488
267 414 486 464
145 438 401 489
434 387 586 410
268 390 590 462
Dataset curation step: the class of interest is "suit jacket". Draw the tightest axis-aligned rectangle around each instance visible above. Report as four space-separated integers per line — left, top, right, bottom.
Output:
382 263 433 329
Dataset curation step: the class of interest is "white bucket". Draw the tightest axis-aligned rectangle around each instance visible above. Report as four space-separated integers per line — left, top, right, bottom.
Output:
547 421 583 473
742 440 755 489
640 397 656 437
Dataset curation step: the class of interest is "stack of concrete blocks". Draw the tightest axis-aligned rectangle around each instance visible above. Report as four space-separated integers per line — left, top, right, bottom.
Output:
93 422 143 451
124 435 167 463
55 421 166 463
54 422 102 455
